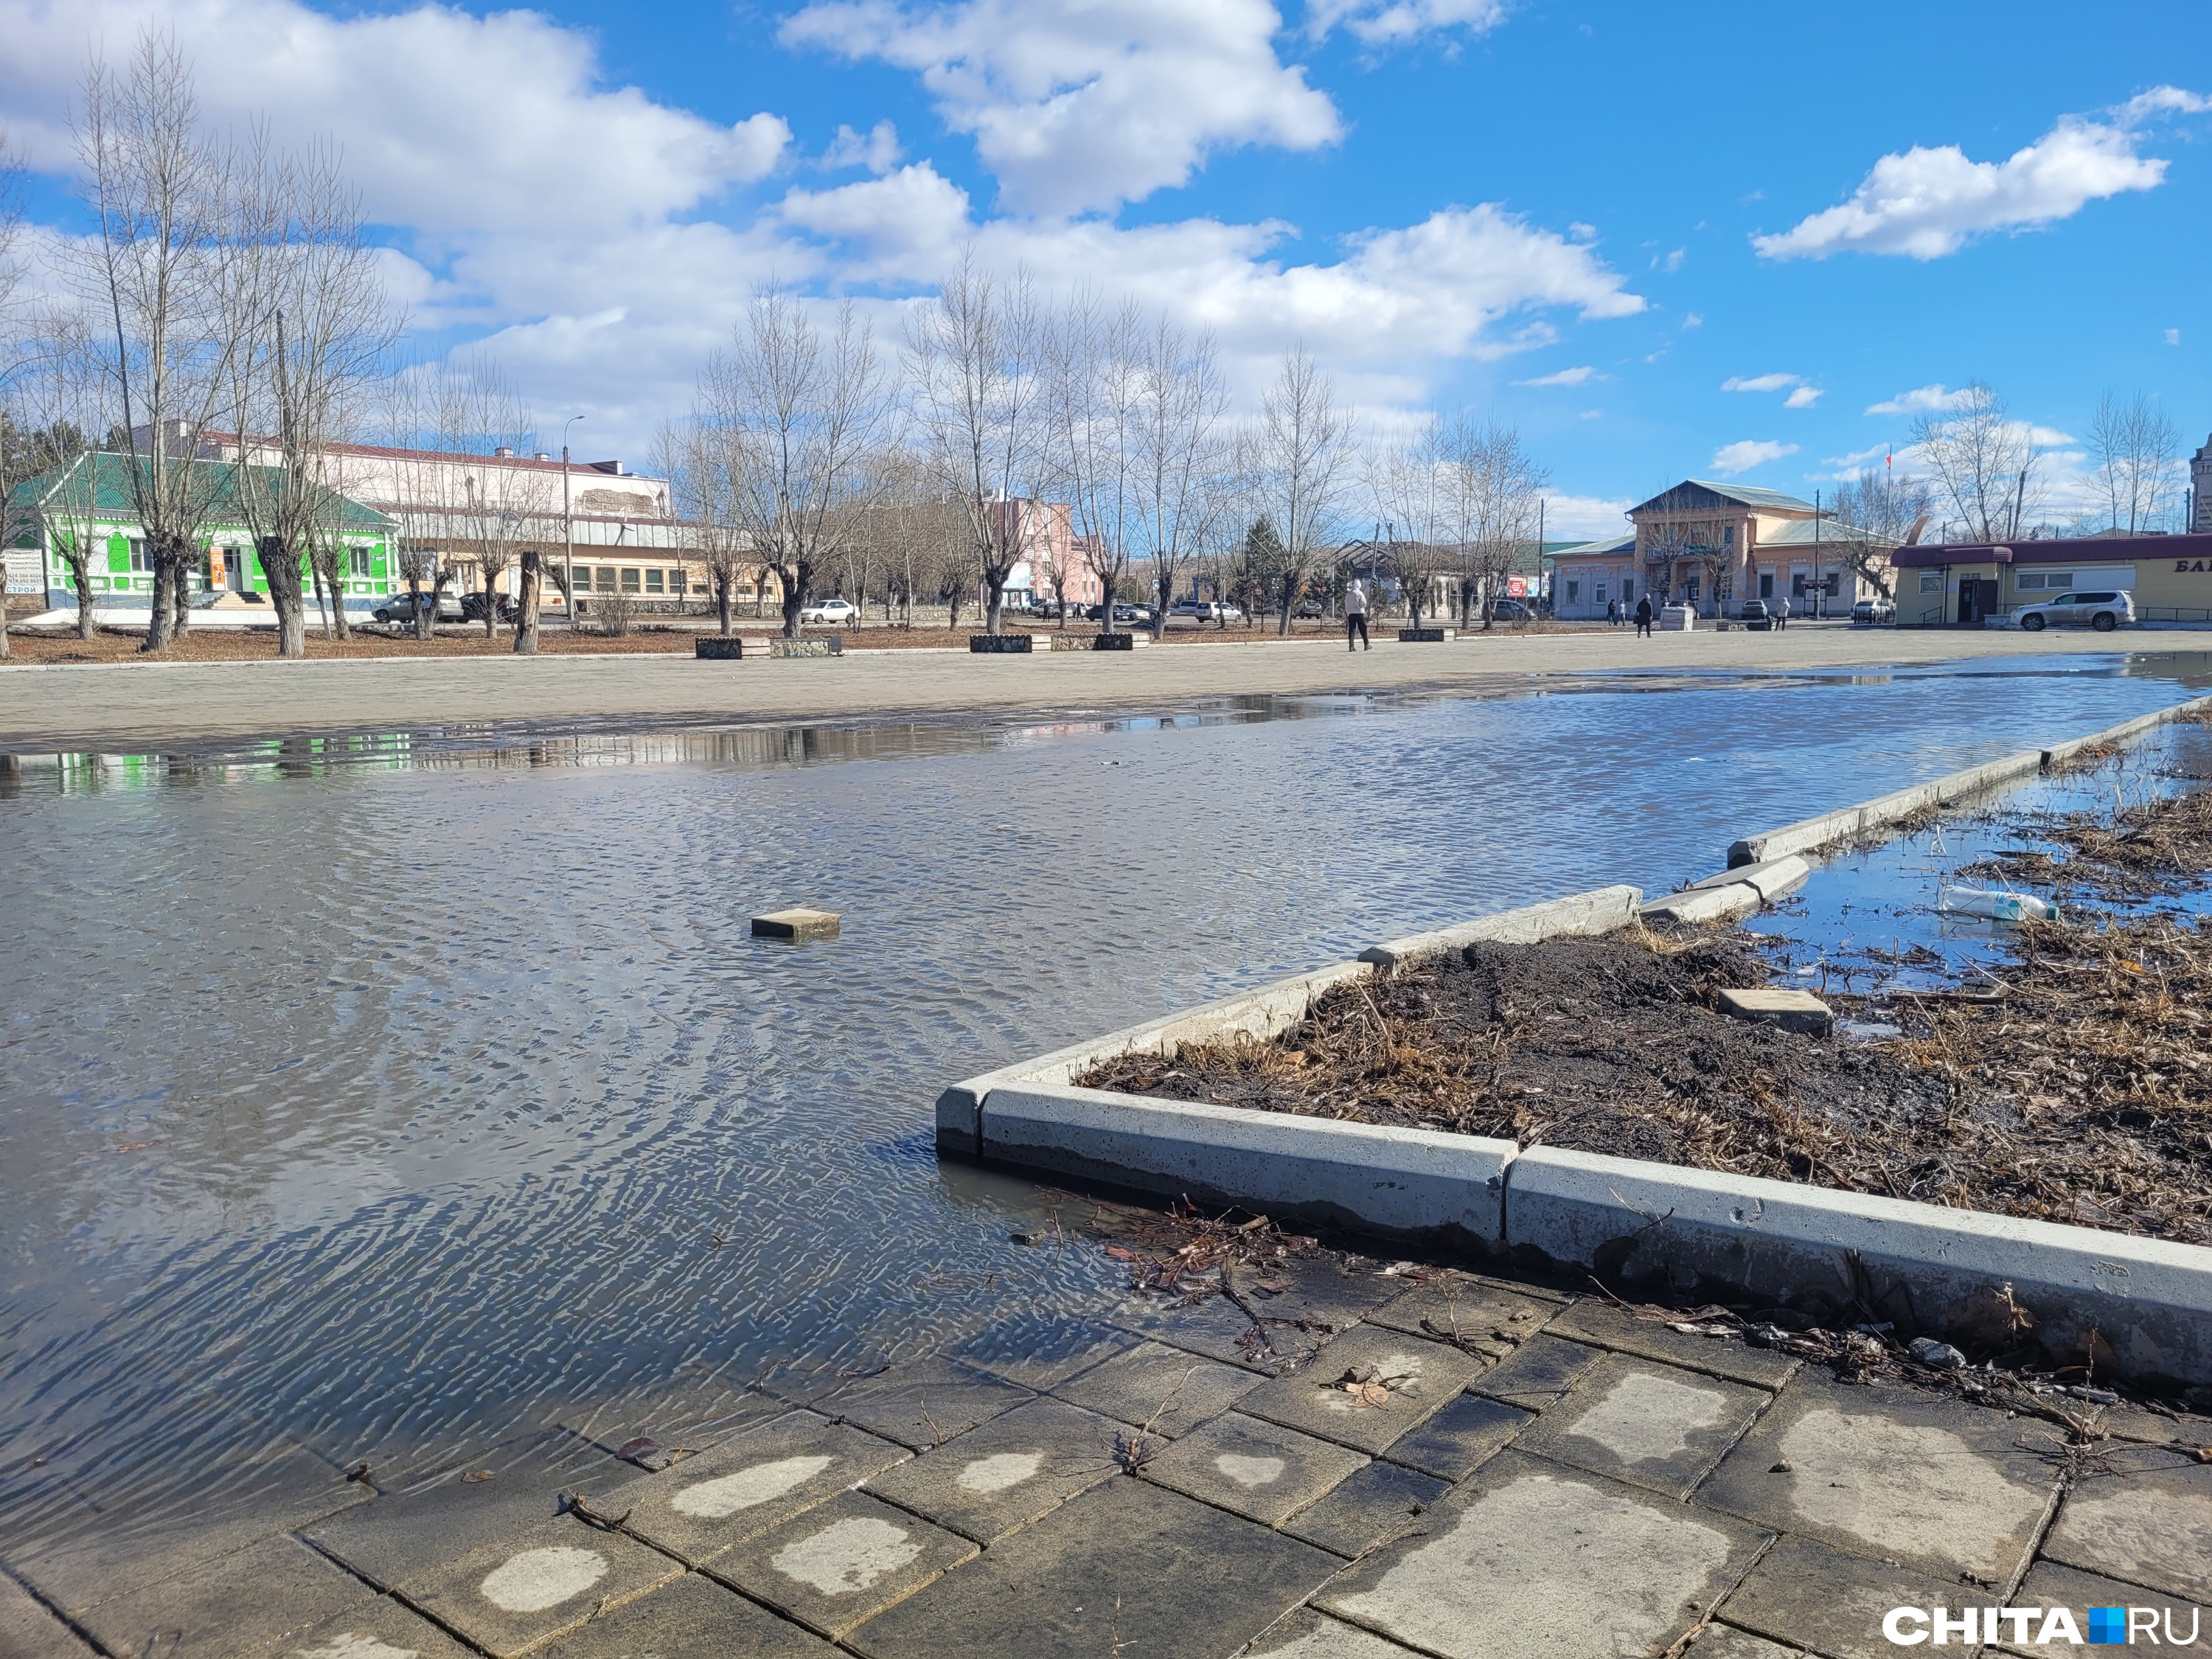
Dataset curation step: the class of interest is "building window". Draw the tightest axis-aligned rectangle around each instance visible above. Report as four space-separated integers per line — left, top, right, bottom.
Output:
644 568 664 594
129 537 149 573
1723 526 1736 549
1621 579 1634 602
596 567 618 593
1759 572 1774 599
620 567 641 593
1565 580 1580 602
669 569 688 594
1920 573 1944 594
349 546 372 578
2017 571 2073 591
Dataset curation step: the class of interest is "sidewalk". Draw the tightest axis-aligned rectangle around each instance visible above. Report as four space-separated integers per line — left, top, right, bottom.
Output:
0 625 2185 753
7 1239 2203 1658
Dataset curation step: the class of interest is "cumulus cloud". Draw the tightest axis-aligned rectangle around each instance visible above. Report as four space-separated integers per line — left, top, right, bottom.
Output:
1865 383 1973 416
1722 372 1796 393
1783 385 1821 409
1515 365 1596 386
1710 439 1798 476
1753 89 2204 260
822 119 905 174
1305 0 1509 47
781 0 1341 215
1542 493 1634 538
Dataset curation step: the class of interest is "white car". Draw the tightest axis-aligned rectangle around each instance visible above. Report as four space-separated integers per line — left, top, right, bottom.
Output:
798 597 857 625
2014 589 2133 633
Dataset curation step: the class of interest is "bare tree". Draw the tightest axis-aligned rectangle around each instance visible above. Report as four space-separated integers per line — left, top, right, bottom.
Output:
1364 415 1457 627
0 128 32 658
1912 381 2039 542
1447 417 1547 627
223 131 397 657
1248 347 1353 634
1132 317 1225 639
2087 391 2180 534
1827 466 1935 598
657 414 749 637
1044 293 1143 636
70 33 252 651
905 255 1044 636
706 283 888 639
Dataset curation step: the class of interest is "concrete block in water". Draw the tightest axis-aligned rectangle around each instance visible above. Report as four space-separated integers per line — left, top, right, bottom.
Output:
1638 883 1761 927
1689 855 1809 902
1362 885 1643 970
1717 987 1832 1035
751 908 841 942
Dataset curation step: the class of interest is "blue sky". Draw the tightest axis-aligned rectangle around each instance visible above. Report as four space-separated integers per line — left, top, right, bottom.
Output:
7 0 2207 533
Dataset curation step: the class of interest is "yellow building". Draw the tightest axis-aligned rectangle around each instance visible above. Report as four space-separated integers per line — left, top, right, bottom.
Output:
1892 533 2212 626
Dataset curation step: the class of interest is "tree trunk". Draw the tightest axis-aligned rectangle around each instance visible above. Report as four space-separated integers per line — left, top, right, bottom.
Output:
260 537 307 658
310 556 333 642
779 561 806 638
73 561 96 640
1276 571 1295 636
716 573 733 636
409 574 432 642
0 594 10 660
513 552 542 654
172 546 192 638
142 539 180 652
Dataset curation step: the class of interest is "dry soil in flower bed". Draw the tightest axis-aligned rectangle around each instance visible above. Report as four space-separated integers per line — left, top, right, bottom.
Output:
1079 921 2212 1247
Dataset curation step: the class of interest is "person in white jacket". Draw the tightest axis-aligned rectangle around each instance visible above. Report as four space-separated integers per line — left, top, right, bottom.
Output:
1345 579 1370 651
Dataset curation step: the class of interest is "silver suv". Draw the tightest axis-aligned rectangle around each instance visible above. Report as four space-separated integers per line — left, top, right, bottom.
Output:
2014 590 2134 632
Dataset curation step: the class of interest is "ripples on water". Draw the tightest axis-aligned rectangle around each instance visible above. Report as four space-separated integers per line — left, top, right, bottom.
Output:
1 650 2205 1540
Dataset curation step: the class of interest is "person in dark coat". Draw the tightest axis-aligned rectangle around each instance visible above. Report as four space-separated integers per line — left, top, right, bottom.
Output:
1634 595 1654 637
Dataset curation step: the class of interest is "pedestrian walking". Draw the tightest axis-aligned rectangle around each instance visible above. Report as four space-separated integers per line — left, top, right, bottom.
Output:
1775 594 1790 632
1606 597 1618 627
1345 578 1370 651
1634 595 1653 637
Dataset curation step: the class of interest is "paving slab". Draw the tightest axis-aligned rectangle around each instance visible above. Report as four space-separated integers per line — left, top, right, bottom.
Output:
702 1490 977 1640
1995 1559 2208 1656
860 1397 1123 1544
845 1475 1340 1659
1107 1293 1326 1374
1139 1411 1369 1527
558 1386 788 1472
0 1571 96 1657
1695 1377 2059 1585
1717 1533 1976 1659
602 1411 910 1568
74 1533 375 1659
1377 1394 1530 1483
393 1516 684 1658
1316 1450 1770 1659
1543 1301 1803 1389
1279 1459 1447 1559
1362 1277 1556 1353
953 1324 1144 1393
304 1430 618 1589
1514 1353 1770 1499
1236 1328 1486 1455
1226 1259 1404 1329
1050 1340 1264 1437
11 1439 373 1617
796 1356 1034 1451
1239 1607 1426 1657
535 1571 837 1657
2037 1446 2212 1601
1683 1626 1803 1659
1467 1333 1603 1411
275 1597 479 1659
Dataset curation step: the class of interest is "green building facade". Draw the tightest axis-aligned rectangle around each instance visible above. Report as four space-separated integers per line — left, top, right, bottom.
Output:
4 452 399 613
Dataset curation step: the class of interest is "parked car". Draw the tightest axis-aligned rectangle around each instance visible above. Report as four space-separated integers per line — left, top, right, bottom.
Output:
2014 590 2134 632
799 597 858 625
1293 597 1326 619
459 593 519 624
1850 597 1896 627
1110 602 1155 626
1487 598 1536 623
1737 599 1772 630
372 591 464 624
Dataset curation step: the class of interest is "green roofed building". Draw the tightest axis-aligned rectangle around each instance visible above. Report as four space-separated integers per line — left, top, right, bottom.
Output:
4 451 398 616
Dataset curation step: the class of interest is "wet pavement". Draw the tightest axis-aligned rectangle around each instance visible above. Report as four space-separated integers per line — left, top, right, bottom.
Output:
5 1246 2205 1658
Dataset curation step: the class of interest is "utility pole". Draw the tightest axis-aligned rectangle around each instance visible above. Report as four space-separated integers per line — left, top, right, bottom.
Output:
1812 489 1823 622
563 414 584 628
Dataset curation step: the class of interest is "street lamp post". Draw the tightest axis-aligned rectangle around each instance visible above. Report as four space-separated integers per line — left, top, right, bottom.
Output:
563 415 584 628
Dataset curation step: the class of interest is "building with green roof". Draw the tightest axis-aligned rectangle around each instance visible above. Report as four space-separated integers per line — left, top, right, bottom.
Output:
4 451 398 615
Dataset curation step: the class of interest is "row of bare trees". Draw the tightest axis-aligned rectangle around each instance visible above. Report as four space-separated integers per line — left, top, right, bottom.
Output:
1363 412 1550 629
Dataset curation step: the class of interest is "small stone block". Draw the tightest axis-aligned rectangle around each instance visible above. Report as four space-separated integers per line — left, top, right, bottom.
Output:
794 1354 1034 1452
694 637 744 660
751 908 841 942
1717 987 1832 1035
1138 1411 1368 1527
1511 1353 1769 1500
1717 1534 1966 1659
860 1397 1124 1544
1543 1300 1802 1390
1995 1561 2208 1658
76 1534 375 1659
278 1597 481 1659
1469 1334 1603 1411
843 1478 1339 1659
1380 1393 1530 1482
1279 1458 1447 1558
0 1574 91 1659
1242 1608 1426 1658
537 1571 837 1657
1236 1328 1486 1455
1050 1339 1263 1436
1363 1276 1558 1348
703 1490 978 1640
393 1516 682 1658
2038 1445 2212 1601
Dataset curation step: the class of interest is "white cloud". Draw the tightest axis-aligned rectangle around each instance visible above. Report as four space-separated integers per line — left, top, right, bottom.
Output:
1709 439 1798 476
1540 493 1632 538
1754 90 2203 260
1783 385 1821 409
1722 372 1796 393
1681 311 1703 329
781 0 1340 215
1654 247 1684 272
2166 327 2182 346
1865 383 1973 416
1823 443 1890 467
823 119 905 174
1304 0 1508 46
1514 364 1597 386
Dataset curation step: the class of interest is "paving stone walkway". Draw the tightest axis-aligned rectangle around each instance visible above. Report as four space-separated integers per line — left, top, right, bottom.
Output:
4 1251 2208 1658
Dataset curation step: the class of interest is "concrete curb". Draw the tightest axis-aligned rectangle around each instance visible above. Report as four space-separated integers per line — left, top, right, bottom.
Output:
1638 883 1763 927
1503 1144 2212 1383
1361 885 1644 970
980 1081 1514 1242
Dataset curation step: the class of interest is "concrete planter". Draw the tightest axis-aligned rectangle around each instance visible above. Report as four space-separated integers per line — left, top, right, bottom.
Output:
1048 631 1142 651
970 634 1034 653
695 637 744 661
1398 627 1456 642
771 636 841 658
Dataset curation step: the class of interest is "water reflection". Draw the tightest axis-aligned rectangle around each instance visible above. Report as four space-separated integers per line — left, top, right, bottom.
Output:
1 651 2208 1550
